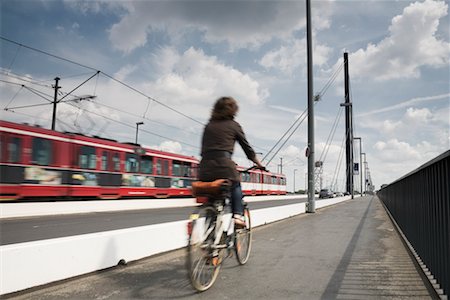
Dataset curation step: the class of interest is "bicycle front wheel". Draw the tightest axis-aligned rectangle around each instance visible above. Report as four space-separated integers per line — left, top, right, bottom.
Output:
235 207 252 264
187 205 220 291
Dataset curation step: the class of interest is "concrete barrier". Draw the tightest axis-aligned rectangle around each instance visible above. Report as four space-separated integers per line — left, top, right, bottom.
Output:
0 195 351 295
0 195 306 219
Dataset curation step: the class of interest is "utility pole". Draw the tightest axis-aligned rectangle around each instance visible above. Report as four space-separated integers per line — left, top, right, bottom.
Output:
354 137 363 196
51 77 61 130
306 0 315 213
280 157 283 174
340 52 354 199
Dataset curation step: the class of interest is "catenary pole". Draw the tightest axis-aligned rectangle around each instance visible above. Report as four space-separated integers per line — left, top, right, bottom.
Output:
306 0 315 213
341 52 354 199
51 77 61 130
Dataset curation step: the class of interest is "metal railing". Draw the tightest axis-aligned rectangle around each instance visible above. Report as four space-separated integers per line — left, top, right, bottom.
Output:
378 150 449 297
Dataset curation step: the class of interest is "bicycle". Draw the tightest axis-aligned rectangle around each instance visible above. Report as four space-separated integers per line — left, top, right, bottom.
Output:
186 174 254 292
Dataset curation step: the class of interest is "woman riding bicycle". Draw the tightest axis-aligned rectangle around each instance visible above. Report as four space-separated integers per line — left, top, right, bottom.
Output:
198 96 264 227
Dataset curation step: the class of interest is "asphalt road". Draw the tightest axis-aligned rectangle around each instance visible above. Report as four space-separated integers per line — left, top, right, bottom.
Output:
0 198 307 245
6 196 433 299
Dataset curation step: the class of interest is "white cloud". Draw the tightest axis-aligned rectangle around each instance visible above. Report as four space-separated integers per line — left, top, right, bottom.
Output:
259 38 332 74
404 107 433 123
360 105 447 143
345 0 450 80
381 120 402 133
105 1 334 53
157 141 183 154
372 139 441 173
144 47 268 106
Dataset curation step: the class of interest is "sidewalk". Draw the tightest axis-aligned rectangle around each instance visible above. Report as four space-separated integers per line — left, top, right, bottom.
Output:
318 196 435 299
5 196 436 299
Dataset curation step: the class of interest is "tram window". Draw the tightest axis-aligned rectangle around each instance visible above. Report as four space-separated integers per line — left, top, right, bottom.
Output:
242 172 250 182
191 164 198 178
184 164 192 177
156 159 161 175
32 138 53 166
141 156 153 174
101 151 108 171
173 161 182 176
272 176 277 184
163 160 169 175
8 137 22 163
125 153 139 173
112 153 120 171
156 159 169 176
173 161 190 177
79 146 96 169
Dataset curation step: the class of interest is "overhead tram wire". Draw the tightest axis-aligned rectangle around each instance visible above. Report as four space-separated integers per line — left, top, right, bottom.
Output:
0 36 204 127
0 70 53 89
64 101 200 150
1 77 200 151
92 100 202 137
4 85 24 109
1 79 54 108
0 36 97 72
99 72 204 126
6 43 22 72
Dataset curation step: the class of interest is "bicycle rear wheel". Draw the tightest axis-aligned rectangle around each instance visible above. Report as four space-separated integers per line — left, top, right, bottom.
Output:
235 207 252 264
187 205 221 291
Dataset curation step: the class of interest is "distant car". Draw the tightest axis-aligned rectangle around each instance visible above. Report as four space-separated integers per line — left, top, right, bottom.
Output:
335 192 344 197
319 189 333 199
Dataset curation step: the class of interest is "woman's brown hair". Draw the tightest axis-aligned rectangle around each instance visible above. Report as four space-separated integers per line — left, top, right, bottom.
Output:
210 97 238 121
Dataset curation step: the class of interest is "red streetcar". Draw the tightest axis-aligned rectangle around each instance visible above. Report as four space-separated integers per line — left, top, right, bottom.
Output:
0 120 286 201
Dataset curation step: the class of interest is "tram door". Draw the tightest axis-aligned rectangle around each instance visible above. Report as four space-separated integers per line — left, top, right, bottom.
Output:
155 158 170 189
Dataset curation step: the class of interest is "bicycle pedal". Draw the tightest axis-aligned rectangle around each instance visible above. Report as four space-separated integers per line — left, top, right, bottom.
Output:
212 256 219 266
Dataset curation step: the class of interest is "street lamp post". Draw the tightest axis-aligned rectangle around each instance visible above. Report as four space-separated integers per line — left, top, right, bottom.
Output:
135 122 144 144
294 169 298 193
354 137 363 197
361 152 366 194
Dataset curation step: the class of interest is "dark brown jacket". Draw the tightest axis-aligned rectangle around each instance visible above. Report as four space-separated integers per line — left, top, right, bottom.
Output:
198 119 256 182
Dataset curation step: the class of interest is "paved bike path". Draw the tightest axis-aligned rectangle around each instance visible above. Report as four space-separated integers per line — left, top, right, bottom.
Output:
6 196 434 299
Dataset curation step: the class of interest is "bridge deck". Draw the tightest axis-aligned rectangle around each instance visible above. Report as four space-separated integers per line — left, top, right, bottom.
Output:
8 196 435 299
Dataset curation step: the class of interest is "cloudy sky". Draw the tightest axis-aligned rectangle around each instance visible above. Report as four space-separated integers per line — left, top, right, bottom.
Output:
1 0 449 192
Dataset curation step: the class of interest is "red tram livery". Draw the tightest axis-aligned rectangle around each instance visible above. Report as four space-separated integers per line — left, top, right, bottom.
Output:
0 120 286 201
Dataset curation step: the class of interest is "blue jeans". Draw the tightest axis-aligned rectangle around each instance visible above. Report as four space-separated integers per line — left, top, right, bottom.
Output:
231 181 244 216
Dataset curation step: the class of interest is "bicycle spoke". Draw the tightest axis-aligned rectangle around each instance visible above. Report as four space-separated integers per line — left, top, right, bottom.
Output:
235 207 252 264
187 205 221 291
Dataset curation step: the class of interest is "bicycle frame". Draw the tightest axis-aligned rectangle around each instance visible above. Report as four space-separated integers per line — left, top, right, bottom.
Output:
212 200 235 250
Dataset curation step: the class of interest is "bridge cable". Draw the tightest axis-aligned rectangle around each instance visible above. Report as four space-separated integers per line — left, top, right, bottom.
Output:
261 107 307 163
331 133 346 191
261 62 345 167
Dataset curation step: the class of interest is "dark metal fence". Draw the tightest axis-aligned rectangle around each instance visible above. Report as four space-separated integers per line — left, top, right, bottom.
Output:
377 150 449 296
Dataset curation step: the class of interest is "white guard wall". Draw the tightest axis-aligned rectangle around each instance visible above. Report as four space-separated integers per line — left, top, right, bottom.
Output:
0 195 352 295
